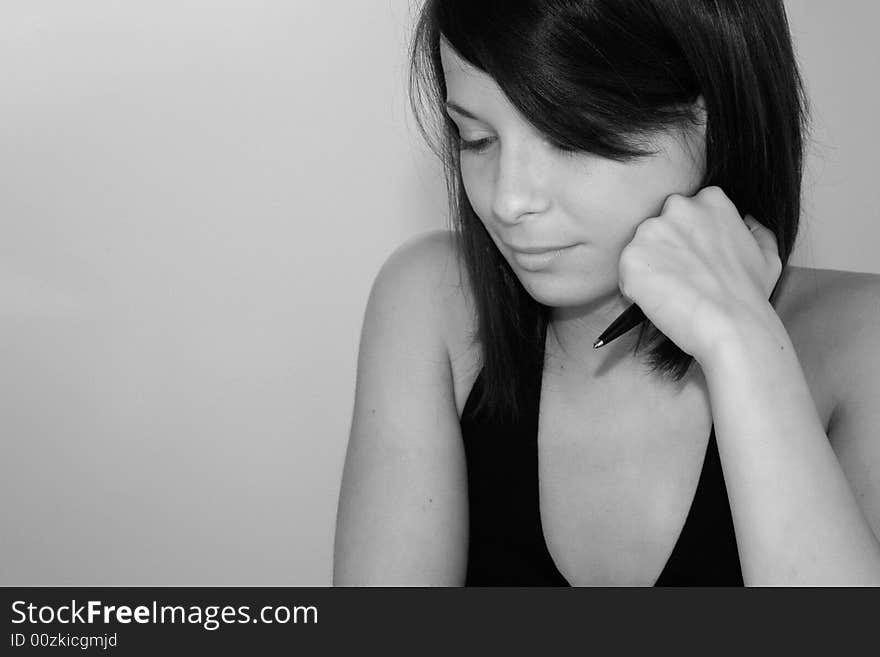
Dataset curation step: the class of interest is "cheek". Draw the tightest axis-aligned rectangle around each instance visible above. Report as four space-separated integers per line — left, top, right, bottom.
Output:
566 158 693 243
564 183 644 249
459 166 493 220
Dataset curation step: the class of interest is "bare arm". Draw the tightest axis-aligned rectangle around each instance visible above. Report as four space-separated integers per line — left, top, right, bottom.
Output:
333 232 469 586
702 275 880 585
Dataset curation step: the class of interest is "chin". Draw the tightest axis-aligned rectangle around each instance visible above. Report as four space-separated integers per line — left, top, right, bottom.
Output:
514 271 614 309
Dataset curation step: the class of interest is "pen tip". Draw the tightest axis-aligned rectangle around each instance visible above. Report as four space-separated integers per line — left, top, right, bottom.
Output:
593 339 604 349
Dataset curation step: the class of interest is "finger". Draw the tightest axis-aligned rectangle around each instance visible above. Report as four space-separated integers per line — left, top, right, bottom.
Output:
742 213 761 234
742 214 777 254
743 214 782 283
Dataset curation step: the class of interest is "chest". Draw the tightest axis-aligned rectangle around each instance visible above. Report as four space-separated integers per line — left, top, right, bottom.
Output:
535 363 716 585
535 345 836 586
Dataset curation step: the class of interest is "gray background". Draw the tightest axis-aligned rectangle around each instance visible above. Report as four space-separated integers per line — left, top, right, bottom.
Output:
1 1 877 585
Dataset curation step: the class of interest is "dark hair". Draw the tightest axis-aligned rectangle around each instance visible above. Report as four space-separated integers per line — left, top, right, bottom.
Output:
408 0 808 422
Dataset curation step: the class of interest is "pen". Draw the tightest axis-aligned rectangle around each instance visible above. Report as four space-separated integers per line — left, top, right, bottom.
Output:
592 303 646 349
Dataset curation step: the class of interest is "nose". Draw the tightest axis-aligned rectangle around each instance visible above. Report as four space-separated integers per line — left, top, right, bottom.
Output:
490 139 552 225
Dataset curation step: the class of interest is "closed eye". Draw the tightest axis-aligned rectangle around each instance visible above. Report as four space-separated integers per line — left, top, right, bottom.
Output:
457 134 576 156
458 135 496 153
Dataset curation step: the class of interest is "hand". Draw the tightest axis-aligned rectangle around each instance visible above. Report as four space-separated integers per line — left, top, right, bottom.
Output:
617 186 783 365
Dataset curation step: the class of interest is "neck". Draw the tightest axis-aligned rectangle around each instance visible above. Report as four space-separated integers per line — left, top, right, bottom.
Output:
547 291 647 380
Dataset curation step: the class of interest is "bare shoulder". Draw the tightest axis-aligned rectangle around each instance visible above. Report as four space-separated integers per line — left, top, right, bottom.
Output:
800 266 880 407
776 263 880 422
774 265 880 535
373 229 480 416
775 265 880 321
775 265 880 358
377 229 460 291
772 266 880 431
375 229 473 333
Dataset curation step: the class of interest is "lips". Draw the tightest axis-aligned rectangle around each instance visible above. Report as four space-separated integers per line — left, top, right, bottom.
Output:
507 243 578 271
505 242 572 254
506 244 572 254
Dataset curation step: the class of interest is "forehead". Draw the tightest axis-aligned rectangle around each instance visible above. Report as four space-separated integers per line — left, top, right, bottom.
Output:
439 39 471 77
439 39 497 95
439 39 518 117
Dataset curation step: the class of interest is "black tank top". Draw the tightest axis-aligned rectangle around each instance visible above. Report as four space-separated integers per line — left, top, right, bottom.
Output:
460 356 744 586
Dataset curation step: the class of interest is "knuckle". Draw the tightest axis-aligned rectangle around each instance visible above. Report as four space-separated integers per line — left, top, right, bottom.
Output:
618 246 642 281
618 270 634 298
661 193 687 214
619 244 636 270
634 217 661 237
698 186 726 204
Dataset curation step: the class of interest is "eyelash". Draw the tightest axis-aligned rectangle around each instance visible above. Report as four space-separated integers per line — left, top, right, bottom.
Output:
458 136 496 153
457 135 576 156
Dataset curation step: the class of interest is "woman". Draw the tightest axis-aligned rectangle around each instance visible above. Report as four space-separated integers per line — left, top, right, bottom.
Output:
333 0 880 585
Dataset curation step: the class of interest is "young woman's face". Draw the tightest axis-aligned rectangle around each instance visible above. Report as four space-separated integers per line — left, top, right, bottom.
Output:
440 40 706 311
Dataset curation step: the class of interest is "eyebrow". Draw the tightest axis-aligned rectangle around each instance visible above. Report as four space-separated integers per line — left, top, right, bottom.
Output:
444 101 483 122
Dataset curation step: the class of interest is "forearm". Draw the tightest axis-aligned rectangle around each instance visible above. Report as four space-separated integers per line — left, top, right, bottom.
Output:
701 306 880 585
